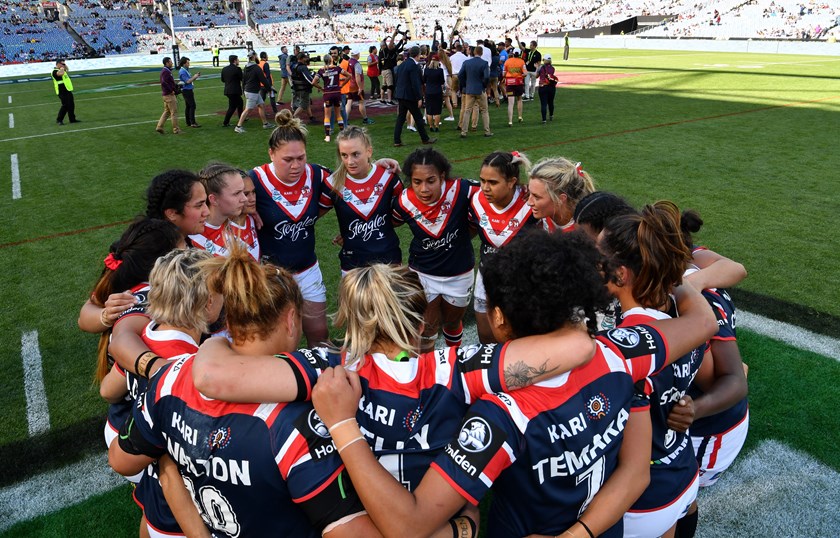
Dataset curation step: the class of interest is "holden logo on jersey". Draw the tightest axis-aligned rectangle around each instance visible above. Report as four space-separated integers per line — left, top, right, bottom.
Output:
307 409 330 438
208 427 231 450
458 417 492 453
586 393 610 420
606 328 640 348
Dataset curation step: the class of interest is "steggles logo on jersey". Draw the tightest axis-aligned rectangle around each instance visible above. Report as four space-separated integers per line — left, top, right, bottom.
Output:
208 427 232 450
606 328 640 348
347 214 388 241
586 393 611 420
307 409 330 438
458 417 492 453
273 215 317 241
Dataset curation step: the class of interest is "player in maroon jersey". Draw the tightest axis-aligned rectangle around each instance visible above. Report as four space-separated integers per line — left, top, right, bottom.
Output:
313 52 352 142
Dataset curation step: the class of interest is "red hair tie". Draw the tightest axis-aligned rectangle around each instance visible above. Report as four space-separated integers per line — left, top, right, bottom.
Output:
511 151 521 159
104 253 122 271
575 162 585 176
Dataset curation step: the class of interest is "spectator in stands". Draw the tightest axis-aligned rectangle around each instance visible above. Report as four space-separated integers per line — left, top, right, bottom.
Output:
458 45 492 139
367 45 381 99
155 57 180 134
234 51 274 134
277 46 290 104
221 54 243 128
178 57 201 128
52 59 79 125
393 46 436 147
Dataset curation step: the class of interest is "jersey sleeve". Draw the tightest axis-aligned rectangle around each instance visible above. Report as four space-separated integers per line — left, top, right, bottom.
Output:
117 361 175 458
278 348 332 401
279 404 366 532
430 399 519 505
318 172 336 210
597 324 669 383
702 289 737 341
456 344 508 400
114 288 150 325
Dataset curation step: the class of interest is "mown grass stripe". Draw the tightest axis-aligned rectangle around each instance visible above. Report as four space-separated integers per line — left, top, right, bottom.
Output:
738 310 840 362
21 331 49 436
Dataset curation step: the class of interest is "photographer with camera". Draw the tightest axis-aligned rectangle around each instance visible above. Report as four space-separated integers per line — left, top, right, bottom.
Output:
379 25 408 105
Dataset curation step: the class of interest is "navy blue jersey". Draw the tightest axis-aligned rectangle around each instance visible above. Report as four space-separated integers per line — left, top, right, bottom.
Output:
468 185 538 267
132 355 354 538
107 283 151 434
320 164 403 271
432 326 669 537
622 309 702 510
393 178 478 277
283 343 511 491
688 288 748 436
251 163 330 273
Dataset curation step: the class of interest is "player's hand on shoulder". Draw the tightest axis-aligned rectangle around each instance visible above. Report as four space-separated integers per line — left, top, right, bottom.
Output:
312 366 362 428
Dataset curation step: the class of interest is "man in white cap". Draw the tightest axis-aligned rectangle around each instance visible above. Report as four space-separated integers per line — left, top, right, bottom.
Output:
342 49 375 125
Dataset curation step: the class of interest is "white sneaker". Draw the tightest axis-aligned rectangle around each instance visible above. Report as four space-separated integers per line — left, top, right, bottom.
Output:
324 135 331 142
234 126 245 133
407 125 417 132
263 122 275 129
443 116 455 121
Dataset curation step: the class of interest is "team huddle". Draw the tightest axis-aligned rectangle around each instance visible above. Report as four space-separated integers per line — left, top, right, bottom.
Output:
80 110 750 538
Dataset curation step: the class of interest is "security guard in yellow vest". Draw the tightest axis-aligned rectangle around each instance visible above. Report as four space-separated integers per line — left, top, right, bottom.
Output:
212 45 220 67
52 59 79 125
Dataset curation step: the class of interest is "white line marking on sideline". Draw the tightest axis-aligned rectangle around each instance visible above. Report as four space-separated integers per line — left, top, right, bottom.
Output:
8 112 13 129
11 153 20 200
21 330 50 436
0 452 125 532
738 310 840 362
0 112 220 143
6 96 10 104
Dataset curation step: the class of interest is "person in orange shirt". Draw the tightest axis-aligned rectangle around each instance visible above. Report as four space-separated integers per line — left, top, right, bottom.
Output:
258 52 278 115
341 50 375 125
503 48 526 126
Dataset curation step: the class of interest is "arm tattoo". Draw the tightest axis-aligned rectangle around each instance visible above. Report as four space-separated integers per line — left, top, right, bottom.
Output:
504 359 550 390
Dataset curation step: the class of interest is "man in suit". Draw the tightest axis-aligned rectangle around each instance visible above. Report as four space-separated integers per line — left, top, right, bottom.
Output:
221 55 243 127
458 45 492 138
393 46 436 147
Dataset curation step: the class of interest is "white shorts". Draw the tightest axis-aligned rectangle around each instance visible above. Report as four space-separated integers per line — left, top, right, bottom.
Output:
244 91 264 109
415 270 474 308
294 262 327 303
104 421 143 484
473 269 487 313
623 473 699 538
691 409 749 487
147 521 185 538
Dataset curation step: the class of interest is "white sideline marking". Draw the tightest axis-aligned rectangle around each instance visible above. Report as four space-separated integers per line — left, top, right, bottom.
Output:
10 153 20 200
21 330 50 436
0 452 125 532
738 310 840 362
697 440 840 537
6 96 10 104
8 113 13 128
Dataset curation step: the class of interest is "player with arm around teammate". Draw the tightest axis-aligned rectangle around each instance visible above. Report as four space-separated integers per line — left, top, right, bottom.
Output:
598 201 707 538
311 230 719 538
109 243 382 538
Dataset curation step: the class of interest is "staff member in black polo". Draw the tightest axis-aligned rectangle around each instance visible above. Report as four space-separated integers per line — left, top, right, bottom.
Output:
393 46 436 147
221 54 243 127
53 59 79 125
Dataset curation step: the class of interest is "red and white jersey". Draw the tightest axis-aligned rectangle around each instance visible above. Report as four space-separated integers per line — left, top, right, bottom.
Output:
541 217 576 234
229 215 261 261
469 185 537 264
141 322 199 361
189 221 232 257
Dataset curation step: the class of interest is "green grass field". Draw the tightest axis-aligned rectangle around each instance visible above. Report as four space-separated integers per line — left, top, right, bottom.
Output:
1 48 839 536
